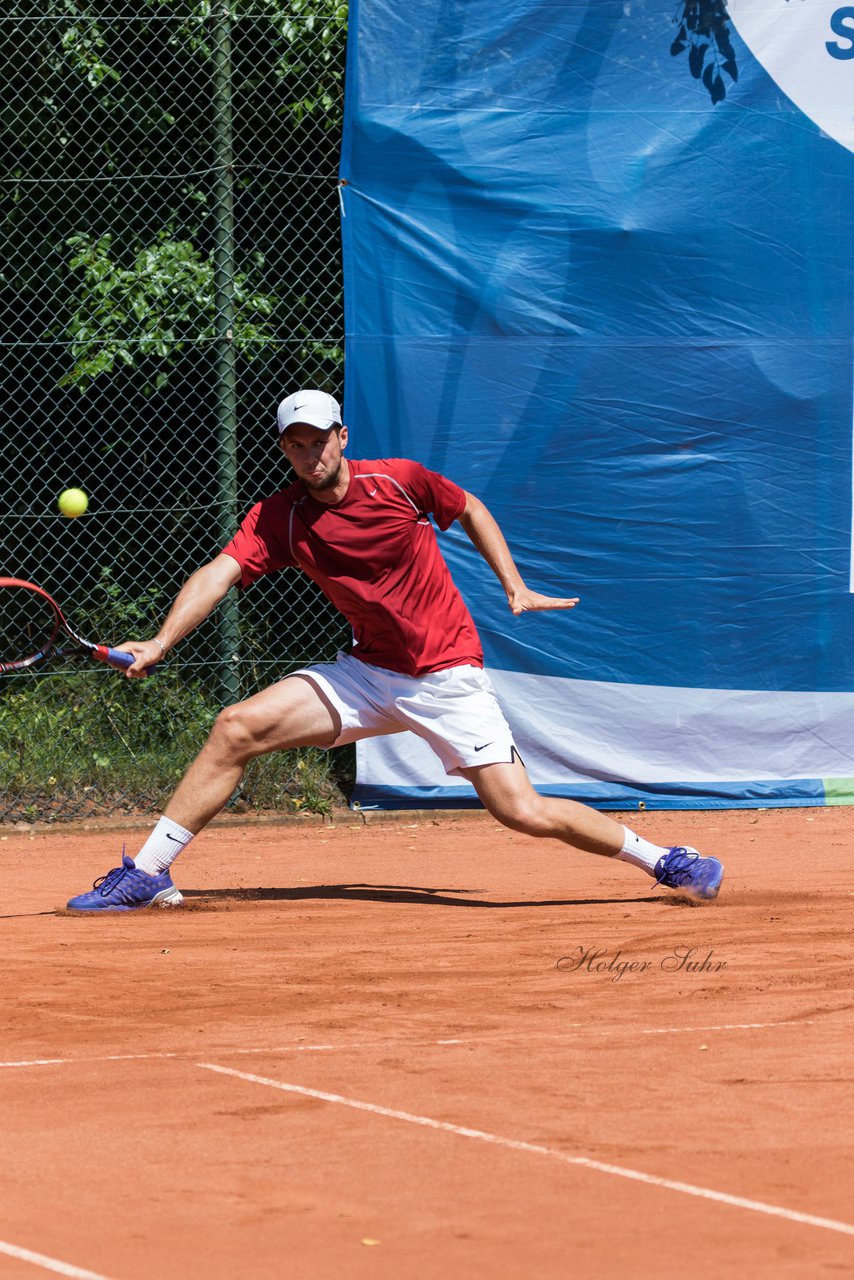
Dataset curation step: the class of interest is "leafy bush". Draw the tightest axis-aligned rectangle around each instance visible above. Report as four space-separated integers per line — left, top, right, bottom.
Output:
0 667 349 822
60 232 279 392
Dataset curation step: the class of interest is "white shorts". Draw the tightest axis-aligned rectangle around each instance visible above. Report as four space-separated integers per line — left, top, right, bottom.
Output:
291 652 517 776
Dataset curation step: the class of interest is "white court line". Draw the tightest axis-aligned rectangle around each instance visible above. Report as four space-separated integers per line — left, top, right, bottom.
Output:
0 1020 830 1070
0 1240 114 1280
638 1021 817 1035
197 1062 854 1240
0 1039 384 1070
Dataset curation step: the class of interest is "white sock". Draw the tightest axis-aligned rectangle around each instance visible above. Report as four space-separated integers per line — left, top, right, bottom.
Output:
616 826 669 876
133 815 195 876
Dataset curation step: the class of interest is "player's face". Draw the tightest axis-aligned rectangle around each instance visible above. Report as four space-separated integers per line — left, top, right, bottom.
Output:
280 423 348 492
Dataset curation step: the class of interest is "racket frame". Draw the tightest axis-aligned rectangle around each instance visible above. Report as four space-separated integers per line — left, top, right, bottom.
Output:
0 577 139 673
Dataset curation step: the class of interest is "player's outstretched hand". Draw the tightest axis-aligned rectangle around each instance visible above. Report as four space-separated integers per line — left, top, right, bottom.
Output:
507 587 580 616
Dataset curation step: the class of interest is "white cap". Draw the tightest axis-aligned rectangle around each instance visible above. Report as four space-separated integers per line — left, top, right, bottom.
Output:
277 389 342 435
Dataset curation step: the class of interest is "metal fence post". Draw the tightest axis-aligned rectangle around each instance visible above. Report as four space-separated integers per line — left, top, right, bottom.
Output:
212 1 241 708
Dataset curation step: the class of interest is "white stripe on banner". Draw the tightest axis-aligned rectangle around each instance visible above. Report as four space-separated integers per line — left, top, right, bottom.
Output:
357 669 854 797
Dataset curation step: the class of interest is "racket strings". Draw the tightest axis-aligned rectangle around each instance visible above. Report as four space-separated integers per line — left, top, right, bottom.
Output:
0 584 61 670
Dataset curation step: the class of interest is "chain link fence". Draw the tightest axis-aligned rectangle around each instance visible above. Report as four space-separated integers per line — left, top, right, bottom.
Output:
1 0 351 823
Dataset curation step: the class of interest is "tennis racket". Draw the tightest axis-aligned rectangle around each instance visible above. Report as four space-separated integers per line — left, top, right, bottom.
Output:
0 577 155 675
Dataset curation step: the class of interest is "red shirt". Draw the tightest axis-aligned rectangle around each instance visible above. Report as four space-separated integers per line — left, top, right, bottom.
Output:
222 458 484 677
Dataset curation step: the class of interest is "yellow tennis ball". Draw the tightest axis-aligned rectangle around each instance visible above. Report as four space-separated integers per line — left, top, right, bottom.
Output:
58 488 89 519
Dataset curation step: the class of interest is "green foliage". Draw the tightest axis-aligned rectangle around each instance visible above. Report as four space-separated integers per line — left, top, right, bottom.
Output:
0 568 348 820
60 232 279 391
299 336 345 367
0 668 215 817
55 5 122 90
148 0 348 126
84 567 167 639
0 666 347 820
26 3 175 142
270 0 349 125
3 2 349 822
240 746 342 817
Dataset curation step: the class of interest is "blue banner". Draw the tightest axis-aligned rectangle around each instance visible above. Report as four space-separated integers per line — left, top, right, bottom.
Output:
340 0 854 808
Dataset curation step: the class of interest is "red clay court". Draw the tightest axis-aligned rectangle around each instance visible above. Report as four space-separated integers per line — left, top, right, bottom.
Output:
2 805 853 1279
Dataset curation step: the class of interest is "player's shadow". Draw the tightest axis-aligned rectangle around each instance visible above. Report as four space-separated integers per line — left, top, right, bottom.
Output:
181 883 661 908
0 910 56 920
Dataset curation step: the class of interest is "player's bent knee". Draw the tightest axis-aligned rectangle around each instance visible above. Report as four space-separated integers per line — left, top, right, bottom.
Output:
209 704 261 763
484 792 554 839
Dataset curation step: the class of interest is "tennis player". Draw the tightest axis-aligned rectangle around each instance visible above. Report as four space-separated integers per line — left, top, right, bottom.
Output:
67 390 724 911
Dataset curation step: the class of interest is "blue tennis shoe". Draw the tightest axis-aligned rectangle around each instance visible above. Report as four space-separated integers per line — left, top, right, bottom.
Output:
653 847 724 901
67 853 184 912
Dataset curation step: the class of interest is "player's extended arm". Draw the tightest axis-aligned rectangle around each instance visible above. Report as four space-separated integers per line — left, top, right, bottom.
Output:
457 492 579 616
119 552 243 676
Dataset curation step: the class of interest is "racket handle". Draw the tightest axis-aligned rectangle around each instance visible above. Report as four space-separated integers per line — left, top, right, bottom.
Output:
94 646 158 673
